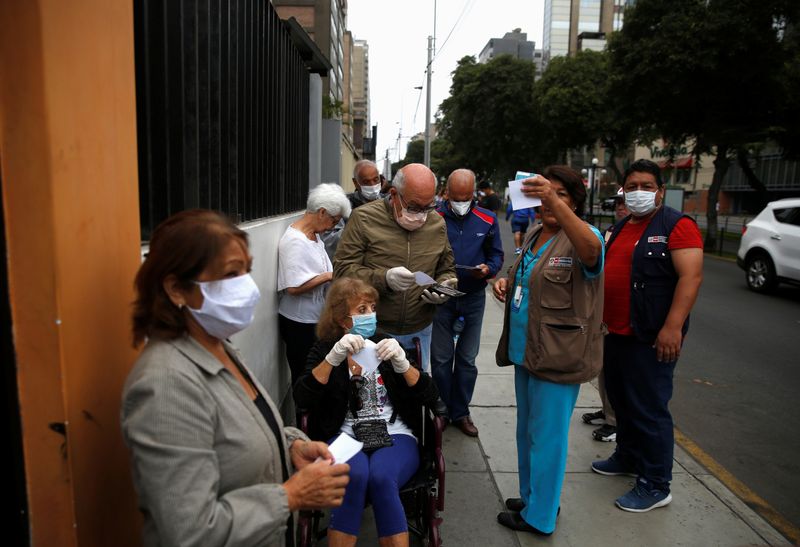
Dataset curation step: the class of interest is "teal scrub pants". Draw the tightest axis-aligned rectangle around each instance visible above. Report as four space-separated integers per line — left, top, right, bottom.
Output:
514 365 579 533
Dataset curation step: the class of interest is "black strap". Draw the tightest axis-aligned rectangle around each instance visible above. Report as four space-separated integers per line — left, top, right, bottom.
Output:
253 394 294 547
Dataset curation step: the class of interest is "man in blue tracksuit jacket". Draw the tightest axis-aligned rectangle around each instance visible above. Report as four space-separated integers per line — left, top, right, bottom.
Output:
431 169 504 436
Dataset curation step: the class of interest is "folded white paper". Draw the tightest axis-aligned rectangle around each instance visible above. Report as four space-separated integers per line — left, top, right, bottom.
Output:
414 271 436 286
351 339 381 375
508 170 541 210
326 433 363 464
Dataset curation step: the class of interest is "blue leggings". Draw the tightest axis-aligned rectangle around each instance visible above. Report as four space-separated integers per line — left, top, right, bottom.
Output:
329 434 419 537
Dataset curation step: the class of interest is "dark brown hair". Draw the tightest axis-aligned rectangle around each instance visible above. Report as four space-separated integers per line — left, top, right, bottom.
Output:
542 165 587 217
132 209 249 347
316 277 379 342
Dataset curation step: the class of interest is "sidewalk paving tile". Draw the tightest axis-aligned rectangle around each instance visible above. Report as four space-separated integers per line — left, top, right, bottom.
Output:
441 471 519 547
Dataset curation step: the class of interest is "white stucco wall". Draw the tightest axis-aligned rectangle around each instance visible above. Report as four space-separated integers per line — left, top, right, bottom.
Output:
230 211 303 420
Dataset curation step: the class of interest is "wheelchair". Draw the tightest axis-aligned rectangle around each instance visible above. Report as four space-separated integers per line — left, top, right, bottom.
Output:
296 337 447 547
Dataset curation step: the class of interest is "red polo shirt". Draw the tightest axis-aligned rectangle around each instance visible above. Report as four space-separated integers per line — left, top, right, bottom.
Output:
604 216 703 335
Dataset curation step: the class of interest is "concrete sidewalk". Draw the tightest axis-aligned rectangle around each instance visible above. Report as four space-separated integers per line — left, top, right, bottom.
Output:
437 287 791 546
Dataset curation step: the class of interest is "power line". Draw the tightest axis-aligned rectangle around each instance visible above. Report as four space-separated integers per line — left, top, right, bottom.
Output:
431 0 478 65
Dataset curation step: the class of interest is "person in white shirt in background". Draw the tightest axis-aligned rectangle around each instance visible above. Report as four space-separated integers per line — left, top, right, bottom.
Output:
278 183 352 386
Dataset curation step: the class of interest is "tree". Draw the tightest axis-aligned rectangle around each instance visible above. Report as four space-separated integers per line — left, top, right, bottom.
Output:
438 55 539 184
608 0 793 250
532 50 634 181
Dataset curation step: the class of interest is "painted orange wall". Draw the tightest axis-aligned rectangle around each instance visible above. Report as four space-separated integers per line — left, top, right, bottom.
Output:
0 1 142 545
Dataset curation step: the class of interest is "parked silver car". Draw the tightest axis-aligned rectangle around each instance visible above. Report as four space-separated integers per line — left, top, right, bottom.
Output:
737 198 800 292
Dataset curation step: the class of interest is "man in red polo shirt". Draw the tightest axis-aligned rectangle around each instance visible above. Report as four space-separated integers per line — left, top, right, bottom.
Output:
591 159 703 512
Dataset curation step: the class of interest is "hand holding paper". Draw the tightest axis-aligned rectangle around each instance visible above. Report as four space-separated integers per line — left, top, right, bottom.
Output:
508 170 541 210
351 339 381 375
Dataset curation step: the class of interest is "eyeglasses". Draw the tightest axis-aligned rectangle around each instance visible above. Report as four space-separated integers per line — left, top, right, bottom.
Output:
398 192 436 214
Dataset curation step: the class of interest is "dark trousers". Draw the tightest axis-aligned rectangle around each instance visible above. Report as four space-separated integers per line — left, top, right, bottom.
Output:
278 314 317 387
603 334 676 492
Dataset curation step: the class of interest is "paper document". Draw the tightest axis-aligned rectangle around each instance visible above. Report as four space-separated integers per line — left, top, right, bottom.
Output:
413 271 436 286
326 433 363 464
508 170 541 210
351 339 381 375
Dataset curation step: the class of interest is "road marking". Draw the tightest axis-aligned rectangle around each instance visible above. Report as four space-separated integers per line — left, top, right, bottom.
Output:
674 428 800 545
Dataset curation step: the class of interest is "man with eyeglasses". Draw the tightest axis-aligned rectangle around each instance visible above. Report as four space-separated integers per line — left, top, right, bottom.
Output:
333 163 458 372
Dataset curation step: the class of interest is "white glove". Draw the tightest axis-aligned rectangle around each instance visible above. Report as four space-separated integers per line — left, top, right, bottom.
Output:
420 289 449 305
375 338 410 374
385 267 416 291
441 277 459 288
324 334 365 367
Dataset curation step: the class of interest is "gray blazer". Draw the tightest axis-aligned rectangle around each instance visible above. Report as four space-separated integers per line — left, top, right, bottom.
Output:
121 335 308 547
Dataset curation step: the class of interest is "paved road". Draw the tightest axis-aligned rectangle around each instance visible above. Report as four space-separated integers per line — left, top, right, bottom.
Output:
674 256 800 529
492 210 800 531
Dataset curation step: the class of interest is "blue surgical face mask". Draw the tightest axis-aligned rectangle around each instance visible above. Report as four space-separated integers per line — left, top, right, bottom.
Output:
349 312 377 338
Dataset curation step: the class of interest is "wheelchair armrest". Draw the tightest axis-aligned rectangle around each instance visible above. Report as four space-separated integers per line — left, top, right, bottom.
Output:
433 415 446 512
296 409 310 435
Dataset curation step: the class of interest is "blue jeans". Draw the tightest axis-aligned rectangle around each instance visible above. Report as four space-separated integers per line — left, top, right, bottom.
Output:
430 290 486 421
385 323 433 373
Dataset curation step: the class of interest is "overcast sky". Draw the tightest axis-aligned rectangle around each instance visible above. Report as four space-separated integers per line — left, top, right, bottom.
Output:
346 0 545 171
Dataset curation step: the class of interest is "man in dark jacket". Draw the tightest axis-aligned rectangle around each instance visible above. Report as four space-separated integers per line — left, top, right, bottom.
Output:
591 159 703 513
347 160 385 209
431 169 504 436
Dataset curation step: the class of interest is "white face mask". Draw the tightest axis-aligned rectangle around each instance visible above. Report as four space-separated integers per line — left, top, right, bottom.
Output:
359 183 381 201
188 274 261 340
396 207 428 231
625 190 658 216
450 200 472 216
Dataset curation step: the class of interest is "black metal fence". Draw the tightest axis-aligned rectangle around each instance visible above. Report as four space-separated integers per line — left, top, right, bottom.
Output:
134 0 310 240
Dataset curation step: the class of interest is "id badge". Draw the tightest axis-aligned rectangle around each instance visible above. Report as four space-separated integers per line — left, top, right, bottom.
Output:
511 285 523 313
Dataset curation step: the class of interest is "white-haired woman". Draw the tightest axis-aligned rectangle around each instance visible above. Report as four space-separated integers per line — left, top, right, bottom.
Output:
279 183 352 385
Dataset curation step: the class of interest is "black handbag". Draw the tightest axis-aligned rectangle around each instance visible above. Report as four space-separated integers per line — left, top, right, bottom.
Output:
352 419 394 452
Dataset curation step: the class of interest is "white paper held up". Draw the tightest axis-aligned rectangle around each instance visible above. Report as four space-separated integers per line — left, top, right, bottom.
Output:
351 339 381 375
508 170 541 210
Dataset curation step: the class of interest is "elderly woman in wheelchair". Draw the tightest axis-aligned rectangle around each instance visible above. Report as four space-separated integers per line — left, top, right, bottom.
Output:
294 277 440 547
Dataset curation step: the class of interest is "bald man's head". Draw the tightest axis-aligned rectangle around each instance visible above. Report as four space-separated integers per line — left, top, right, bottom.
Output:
393 163 436 203
447 169 476 202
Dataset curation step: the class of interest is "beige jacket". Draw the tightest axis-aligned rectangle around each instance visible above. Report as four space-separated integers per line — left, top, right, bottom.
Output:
121 335 308 546
333 197 456 334
496 224 605 384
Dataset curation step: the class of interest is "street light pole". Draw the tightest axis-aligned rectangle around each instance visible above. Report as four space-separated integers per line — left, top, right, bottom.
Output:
589 157 598 222
424 35 433 167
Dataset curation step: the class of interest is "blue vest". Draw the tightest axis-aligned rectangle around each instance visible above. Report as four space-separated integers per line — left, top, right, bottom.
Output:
606 206 694 344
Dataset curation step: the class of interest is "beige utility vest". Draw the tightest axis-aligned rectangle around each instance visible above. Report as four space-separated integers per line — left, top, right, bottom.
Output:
495 224 605 384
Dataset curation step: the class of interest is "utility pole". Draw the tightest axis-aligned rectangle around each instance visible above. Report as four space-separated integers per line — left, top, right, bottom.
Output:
424 35 433 167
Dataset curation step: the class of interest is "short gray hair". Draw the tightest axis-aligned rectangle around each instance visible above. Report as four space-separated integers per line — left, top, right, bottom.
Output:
392 169 406 193
306 183 352 218
353 160 378 181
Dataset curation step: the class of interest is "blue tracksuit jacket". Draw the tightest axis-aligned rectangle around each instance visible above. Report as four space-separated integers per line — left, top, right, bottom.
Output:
437 201 505 294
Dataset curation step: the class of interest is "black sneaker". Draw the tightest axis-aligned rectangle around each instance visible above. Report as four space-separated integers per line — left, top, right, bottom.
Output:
581 410 605 425
592 424 617 442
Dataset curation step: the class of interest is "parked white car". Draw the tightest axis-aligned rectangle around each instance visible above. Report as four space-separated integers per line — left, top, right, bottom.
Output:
737 198 800 292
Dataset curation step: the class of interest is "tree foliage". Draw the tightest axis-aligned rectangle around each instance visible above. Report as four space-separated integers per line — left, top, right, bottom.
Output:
437 55 538 184
608 0 798 249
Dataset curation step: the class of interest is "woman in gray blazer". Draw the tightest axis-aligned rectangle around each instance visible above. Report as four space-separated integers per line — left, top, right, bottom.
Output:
122 210 350 547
